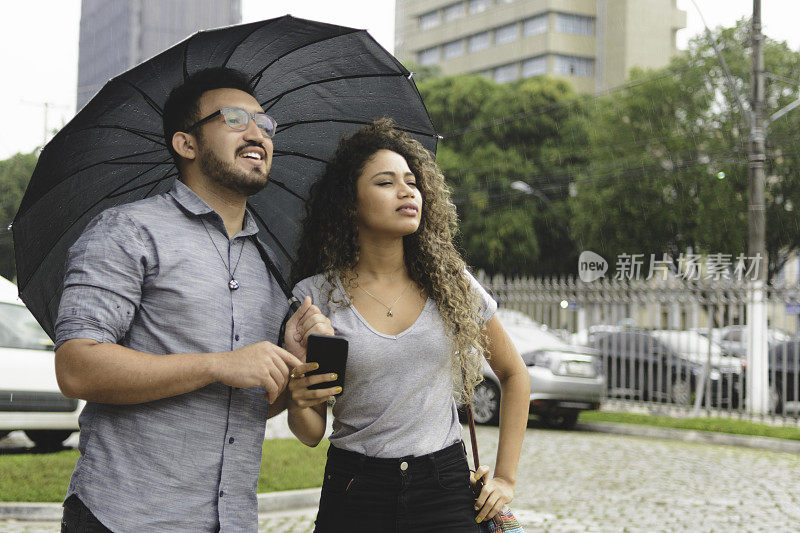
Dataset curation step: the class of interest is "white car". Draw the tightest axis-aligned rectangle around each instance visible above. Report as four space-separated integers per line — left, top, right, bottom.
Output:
0 275 83 448
473 309 605 429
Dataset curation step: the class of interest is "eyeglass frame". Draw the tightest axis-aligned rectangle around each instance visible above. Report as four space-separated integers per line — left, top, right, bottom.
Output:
186 107 277 138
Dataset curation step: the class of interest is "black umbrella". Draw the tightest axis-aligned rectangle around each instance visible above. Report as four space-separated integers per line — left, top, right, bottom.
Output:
13 15 438 338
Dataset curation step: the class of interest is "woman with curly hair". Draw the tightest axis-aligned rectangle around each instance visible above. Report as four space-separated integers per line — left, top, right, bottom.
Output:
286 118 529 532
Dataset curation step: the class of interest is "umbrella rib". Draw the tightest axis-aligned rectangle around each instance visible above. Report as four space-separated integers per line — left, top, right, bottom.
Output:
276 119 437 139
267 178 305 201
249 29 363 88
262 72 406 113
65 124 167 147
245 207 295 266
222 23 271 68
116 78 164 116
107 173 175 199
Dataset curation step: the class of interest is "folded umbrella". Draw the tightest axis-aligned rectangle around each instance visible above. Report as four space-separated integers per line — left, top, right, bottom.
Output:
13 15 438 338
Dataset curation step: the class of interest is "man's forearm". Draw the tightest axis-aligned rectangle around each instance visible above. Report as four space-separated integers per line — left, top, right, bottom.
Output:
56 339 220 404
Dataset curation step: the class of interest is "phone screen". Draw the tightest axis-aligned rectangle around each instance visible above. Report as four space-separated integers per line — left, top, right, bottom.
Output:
306 334 348 394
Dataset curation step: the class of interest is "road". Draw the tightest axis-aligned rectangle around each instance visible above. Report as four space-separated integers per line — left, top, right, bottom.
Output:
3 420 800 532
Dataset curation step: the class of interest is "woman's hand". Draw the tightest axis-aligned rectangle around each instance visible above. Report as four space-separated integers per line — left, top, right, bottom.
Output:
288 362 341 410
284 296 335 360
470 465 515 523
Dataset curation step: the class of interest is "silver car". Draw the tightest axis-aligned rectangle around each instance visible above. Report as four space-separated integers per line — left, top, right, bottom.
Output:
472 309 605 429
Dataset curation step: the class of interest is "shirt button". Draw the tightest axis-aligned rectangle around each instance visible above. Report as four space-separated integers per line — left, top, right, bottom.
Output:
400 461 409 471
219 490 224 498
229 437 235 444
234 334 240 341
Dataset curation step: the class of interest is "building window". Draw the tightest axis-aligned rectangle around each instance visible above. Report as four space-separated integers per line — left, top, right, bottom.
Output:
522 56 547 77
418 47 440 66
468 0 491 15
523 14 548 36
444 2 466 22
419 10 441 30
495 23 519 45
443 39 466 59
555 13 594 35
468 31 492 52
494 63 519 83
553 55 594 76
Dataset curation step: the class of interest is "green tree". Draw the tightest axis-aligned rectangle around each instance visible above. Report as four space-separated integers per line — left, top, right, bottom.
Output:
419 74 590 275
570 19 800 279
0 151 38 281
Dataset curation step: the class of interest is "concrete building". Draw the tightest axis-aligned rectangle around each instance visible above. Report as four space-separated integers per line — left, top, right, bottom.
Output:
77 0 241 109
395 0 687 93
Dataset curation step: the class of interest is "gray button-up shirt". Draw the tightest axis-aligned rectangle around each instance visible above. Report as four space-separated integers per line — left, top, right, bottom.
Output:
55 180 289 532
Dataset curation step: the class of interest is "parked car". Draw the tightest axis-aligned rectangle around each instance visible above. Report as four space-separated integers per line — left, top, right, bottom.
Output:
767 339 800 414
0 276 83 448
707 325 792 357
473 309 605 429
588 329 742 407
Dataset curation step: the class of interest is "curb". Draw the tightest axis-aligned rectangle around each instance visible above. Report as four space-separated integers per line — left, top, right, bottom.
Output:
0 488 322 522
577 421 800 454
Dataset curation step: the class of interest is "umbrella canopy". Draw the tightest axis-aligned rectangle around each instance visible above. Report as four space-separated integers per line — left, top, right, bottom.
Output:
13 15 438 339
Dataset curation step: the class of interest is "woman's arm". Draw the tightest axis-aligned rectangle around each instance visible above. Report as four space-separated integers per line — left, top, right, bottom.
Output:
473 314 530 523
286 362 339 446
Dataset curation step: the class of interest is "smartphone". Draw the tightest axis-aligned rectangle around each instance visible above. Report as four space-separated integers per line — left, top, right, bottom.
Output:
305 334 348 395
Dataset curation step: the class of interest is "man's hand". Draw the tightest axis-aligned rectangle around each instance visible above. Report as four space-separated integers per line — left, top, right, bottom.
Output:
217 342 302 403
470 465 515 523
284 296 335 360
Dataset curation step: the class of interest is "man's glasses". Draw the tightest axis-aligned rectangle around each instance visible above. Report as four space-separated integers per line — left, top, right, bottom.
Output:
188 107 277 138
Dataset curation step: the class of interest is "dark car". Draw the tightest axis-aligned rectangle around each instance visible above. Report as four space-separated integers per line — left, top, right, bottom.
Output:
768 339 800 414
588 330 742 407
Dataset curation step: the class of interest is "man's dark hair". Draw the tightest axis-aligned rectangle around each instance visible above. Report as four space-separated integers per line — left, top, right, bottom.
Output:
163 67 255 167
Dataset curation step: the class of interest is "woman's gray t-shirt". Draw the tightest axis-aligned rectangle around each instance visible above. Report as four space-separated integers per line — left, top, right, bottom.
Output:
293 271 497 458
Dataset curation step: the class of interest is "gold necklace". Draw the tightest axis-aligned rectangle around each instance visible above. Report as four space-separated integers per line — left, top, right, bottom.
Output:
357 279 413 317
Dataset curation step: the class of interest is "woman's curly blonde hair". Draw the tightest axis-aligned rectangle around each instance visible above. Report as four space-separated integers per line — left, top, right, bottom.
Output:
292 118 488 403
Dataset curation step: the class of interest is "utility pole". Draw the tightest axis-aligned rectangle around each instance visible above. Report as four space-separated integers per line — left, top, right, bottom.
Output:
746 0 769 414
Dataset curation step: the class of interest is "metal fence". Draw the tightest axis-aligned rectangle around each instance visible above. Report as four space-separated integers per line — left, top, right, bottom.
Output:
477 273 800 421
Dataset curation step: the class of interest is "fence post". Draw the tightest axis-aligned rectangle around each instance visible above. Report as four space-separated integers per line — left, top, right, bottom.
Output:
747 280 769 414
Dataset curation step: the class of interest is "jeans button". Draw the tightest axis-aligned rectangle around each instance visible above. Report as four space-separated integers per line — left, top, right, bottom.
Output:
400 461 409 471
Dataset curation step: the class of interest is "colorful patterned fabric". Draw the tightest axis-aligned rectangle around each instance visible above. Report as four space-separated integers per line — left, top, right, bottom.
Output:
479 506 525 533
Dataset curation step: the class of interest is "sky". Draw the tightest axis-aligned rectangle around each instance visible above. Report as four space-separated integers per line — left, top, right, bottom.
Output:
1 0 798 160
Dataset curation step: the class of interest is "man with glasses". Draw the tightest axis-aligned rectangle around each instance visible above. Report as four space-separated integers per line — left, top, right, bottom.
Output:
54 68 333 532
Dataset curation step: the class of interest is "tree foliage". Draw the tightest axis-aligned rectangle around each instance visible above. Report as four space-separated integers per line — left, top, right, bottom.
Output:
0 151 37 281
570 20 800 278
418 74 590 275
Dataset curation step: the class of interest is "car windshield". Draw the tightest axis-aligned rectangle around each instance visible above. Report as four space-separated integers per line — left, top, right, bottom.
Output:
0 302 53 350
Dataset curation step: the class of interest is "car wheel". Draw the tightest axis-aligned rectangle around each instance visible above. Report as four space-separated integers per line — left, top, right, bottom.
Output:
540 411 579 430
768 386 783 414
24 430 73 450
670 375 694 405
472 380 500 425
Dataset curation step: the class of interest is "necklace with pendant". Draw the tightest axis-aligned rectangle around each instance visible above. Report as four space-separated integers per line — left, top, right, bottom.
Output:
201 219 245 291
357 279 414 317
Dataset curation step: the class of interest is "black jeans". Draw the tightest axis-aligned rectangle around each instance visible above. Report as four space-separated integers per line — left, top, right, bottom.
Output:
61 495 114 533
314 441 480 533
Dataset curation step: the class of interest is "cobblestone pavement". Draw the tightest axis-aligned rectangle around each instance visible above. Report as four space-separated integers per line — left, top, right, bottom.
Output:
4 424 800 532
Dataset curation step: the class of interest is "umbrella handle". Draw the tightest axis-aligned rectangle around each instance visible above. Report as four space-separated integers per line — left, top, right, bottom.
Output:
252 236 301 312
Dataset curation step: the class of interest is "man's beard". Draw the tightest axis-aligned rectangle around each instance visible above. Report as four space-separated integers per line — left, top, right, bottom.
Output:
197 144 269 197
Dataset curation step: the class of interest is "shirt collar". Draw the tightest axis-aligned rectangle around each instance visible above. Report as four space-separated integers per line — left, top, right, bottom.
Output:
170 179 260 238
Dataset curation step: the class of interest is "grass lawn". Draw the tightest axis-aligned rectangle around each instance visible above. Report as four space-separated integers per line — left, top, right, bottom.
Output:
1 438 328 502
581 410 800 441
